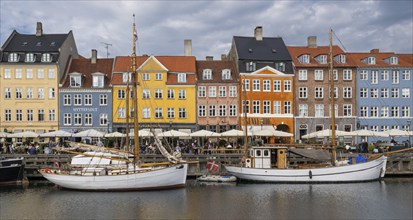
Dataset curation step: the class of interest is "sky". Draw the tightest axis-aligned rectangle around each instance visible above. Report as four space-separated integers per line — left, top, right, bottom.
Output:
1 0 412 60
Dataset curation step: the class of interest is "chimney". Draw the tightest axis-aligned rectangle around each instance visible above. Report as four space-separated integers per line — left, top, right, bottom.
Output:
184 39 192 56
206 56 213 61
36 22 43 37
307 36 317 48
91 49 97 64
221 54 227 61
370 49 380 53
254 26 263 41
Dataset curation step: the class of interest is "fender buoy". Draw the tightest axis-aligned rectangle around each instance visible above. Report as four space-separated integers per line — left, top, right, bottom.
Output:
44 168 53 174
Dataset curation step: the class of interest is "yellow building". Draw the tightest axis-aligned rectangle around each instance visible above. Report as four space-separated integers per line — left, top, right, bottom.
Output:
0 22 78 137
111 55 197 132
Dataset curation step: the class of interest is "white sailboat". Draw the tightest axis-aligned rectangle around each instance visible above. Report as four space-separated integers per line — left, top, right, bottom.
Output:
224 28 387 183
39 15 188 191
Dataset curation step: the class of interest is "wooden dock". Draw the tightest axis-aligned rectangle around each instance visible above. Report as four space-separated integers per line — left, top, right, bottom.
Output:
1 152 412 179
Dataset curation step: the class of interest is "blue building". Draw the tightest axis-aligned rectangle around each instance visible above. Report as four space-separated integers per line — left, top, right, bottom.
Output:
351 50 412 143
59 50 113 134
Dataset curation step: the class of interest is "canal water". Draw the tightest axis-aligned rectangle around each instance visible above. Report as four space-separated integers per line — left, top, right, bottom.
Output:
1 178 412 220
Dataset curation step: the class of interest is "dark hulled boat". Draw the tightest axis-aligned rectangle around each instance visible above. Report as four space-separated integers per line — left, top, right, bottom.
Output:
0 158 25 184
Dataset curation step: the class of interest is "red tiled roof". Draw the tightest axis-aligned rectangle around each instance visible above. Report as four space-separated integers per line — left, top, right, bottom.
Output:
287 45 356 67
195 60 239 83
347 51 412 67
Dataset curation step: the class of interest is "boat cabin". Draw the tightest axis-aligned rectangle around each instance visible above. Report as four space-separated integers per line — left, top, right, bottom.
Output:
245 146 288 169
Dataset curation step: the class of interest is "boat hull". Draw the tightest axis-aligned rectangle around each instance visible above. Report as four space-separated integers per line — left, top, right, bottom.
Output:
39 164 188 191
0 159 25 184
225 156 387 183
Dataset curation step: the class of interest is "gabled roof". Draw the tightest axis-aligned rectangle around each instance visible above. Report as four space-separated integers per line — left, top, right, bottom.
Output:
196 60 239 83
60 58 114 88
233 36 292 61
287 45 355 67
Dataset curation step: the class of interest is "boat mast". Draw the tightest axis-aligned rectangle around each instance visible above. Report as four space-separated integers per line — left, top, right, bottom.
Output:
329 28 336 166
242 76 249 158
132 14 140 161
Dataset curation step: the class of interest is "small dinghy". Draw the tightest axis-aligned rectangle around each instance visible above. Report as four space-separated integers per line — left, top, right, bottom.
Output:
197 175 237 183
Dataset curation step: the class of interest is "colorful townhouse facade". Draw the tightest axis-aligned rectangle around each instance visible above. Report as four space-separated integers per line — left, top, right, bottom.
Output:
59 49 114 134
195 58 239 133
0 22 78 136
288 37 357 144
111 55 197 133
349 50 413 143
228 26 295 143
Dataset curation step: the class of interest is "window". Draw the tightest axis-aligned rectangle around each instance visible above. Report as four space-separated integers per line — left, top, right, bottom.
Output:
142 73 150 81
222 69 231 80
253 100 260 114
16 110 22 121
219 86 226 97
390 56 398 65
315 104 324 117
380 88 389 98
48 69 55 79
37 69 44 78
229 86 237 97
263 80 270 92
332 69 338 81
27 109 33 121
199 105 206 117
392 71 399 84
381 106 389 117
41 53 52 62
360 88 368 98
37 88 44 99
298 70 307 80
167 108 175 118
25 53 35 62
155 89 163 99
402 88 410 98
263 101 271 114
219 105 226 116
318 55 327 64
242 101 250 114
338 54 346 64
315 87 323 99
100 94 107 105
4 69 11 79
198 86 206 97
392 88 400 98
284 101 291 114
48 88 55 99
93 75 104 88
343 69 352 80
208 86 216 97
299 87 308 99
142 108 150 119
155 108 163 118
273 101 281 114
38 109 44 121
371 71 378 84
178 108 187 118
229 105 237 116
5 110 11 121
84 94 92 106
202 69 212 80
343 87 352 98
343 104 352 117
4 88 11 99
70 75 81 87
367 56 376 64
246 62 256 71
74 94 82 105
49 109 56 121
178 89 186 99
123 72 131 82
155 73 162 80
26 88 33 99
16 88 22 99
252 80 260 91
314 70 323 80
402 70 410 80
381 70 389 80
299 104 308 117
402 106 410 117
8 53 19 62
300 55 310 64
26 69 33 79
284 80 291 92
142 89 150 99
360 70 368 80
391 106 399 117
333 87 338 98
15 69 22 79
116 107 125 119
209 105 216 116
360 106 368 117
64 114 71 125
370 107 378 117
74 113 82 125
370 88 378 98
100 114 108 126
177 73 186 83
167 89 175 99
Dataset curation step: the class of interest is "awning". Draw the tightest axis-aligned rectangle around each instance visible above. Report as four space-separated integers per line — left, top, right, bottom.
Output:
289 148 331 161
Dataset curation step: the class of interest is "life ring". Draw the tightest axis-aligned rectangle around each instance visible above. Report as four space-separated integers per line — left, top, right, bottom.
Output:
44 168 53 174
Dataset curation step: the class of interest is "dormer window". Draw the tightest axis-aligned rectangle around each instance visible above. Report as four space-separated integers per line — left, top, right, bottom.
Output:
41 53 52 62
299 54 310 64
36 42 42 46
70 74 82 87
246 61 256 72
8 53 19 62
93 73 105 88
50 42 56 46
202 69 212 80
367 56 376 65
177 73 187 83
338 54 346 64
317 55 328 64
222 69 231 80
122 72 131 83
275 62 285 72
25 53 36 62
390 56 398 65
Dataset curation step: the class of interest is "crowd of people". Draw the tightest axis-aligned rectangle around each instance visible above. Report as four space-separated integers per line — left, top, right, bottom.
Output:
0 140 63 155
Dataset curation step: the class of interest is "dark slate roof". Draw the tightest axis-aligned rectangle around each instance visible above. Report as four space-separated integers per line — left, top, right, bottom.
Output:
233 36 292 61
196 60 239 83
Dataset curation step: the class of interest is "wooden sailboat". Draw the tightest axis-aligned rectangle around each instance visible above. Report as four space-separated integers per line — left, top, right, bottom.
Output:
224 28 387 182
39 15 188 191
